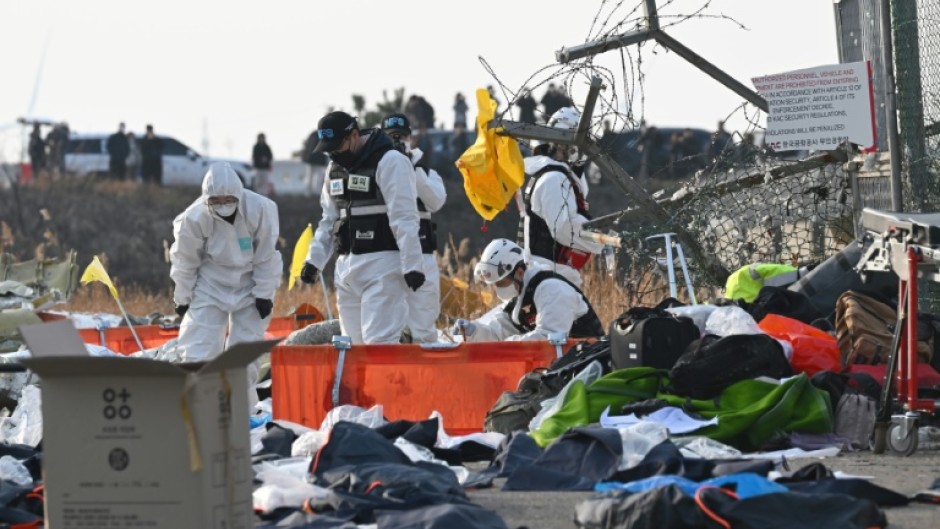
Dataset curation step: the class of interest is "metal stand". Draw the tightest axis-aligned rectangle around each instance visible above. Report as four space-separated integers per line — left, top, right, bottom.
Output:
645 233 696 304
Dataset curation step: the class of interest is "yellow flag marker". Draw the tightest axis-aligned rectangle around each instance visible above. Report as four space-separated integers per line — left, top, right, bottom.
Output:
79 255 144 353
288 224 314 291
80 255 119 299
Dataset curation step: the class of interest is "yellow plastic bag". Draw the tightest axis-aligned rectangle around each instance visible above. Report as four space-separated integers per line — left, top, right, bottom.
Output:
456 89 524 220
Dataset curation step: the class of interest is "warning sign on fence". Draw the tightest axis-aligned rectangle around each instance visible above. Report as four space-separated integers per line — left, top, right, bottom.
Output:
752 61 875 151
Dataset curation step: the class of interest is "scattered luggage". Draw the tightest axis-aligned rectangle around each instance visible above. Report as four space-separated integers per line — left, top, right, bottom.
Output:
484 370 560 435
789 240 898 317
834 393 877 450
835 290 897 367
610 307 699 371
484 340 612 435
669 334 793 399
747 285 821 324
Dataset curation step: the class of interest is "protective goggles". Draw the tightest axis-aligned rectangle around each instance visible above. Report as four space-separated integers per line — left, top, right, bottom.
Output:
206 196 238 206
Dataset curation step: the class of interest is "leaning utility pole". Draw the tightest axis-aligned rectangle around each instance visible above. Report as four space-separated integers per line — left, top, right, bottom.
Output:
493 1 781 284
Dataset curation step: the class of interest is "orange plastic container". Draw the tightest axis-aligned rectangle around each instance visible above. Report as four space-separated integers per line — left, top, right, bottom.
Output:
99 326 182 355
758 313 841 375
271 341 566 434
76 304 326 355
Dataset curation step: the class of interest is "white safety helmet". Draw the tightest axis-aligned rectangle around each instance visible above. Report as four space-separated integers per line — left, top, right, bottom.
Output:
548 106 581 130
474 239 525 284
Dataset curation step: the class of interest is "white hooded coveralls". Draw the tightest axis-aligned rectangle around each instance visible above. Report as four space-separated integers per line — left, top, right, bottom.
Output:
465 263 590 342
170 163 283 361
522 155 604 287
408 147 446 343
306 140 423 344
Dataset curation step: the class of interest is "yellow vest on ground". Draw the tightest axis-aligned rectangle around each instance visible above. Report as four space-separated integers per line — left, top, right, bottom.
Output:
725 263 801 302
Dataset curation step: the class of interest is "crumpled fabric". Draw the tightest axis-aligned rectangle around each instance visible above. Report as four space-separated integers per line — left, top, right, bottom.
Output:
456 89 524 220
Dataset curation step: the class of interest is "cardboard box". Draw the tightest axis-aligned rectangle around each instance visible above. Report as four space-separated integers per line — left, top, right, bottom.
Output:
19 320 276 529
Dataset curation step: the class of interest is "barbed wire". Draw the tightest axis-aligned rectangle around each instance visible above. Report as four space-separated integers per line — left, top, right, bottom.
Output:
478 0 859 301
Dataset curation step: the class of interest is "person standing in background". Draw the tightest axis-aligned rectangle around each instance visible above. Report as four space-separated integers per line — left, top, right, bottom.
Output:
252 133 274 196
140 124 163 185
516 89 537 124
106 122 129 180
453 92 468 129
45 123 69 179
28 124 46 178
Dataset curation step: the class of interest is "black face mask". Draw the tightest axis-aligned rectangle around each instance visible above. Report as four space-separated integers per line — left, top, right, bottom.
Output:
390 138 408 154
329 150 357 169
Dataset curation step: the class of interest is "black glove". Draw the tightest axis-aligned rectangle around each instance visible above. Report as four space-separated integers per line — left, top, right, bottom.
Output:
255 298 273 319
403 271 426 292
300 262 318 285
175 304 189 318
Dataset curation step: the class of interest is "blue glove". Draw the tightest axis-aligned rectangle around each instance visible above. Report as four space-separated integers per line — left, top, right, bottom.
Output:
452 319 477 338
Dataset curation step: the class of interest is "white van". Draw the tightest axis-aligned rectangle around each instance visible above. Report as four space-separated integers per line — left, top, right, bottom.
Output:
65 133 256 188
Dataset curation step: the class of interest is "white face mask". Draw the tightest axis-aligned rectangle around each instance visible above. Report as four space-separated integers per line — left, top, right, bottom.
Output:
212 203 237 217
495 283 519 302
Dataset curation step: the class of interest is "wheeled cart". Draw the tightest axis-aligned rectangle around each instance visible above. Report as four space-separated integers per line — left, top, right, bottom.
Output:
857 207 940 455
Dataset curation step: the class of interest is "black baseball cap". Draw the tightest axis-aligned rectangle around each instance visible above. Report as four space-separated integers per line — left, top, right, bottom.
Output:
381 113 411 136
313 111 358 152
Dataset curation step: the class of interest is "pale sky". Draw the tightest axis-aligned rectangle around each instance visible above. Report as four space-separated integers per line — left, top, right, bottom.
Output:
0 0 838 163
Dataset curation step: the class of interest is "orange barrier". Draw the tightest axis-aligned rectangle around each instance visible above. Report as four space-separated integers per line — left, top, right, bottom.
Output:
76 304 326 355
271 341 568 435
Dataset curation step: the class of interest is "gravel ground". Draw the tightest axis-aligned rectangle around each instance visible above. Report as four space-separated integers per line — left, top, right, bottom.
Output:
467 450 940 528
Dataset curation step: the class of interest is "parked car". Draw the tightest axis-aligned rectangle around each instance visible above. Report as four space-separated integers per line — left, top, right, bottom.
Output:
270 159 326 196
65 133 256 188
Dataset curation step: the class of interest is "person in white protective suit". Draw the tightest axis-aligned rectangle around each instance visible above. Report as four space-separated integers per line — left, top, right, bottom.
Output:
170 162 282 402
299 111 425 344
451 239 604 342
521 106 604 288
381 112 446 343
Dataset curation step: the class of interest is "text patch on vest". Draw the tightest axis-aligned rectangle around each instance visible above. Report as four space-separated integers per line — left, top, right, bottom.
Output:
329 179 344 196
238 237 252 251
348 175 371 192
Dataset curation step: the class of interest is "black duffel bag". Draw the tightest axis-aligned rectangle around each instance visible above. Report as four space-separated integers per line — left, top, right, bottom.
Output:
669 333 793 399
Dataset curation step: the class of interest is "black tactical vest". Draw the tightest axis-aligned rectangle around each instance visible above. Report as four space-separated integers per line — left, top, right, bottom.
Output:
329 145 399 255
522 164 591 264
503 270 605 338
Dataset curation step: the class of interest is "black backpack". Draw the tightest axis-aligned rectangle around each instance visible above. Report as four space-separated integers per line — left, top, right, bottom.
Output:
669 334 793 399
546 338 612 385
483 339 611 434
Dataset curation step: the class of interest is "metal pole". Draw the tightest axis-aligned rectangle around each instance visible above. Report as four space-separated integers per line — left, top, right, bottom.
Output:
674 240 697 305
318 270 334 320
662 234 678 299
879 0 903 211
652 31 767 112
114 296 145 353
575 77 604 146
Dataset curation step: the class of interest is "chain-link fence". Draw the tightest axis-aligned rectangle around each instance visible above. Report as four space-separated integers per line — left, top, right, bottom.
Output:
486 1 937 304
893 0 940 212
614 0 940 301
